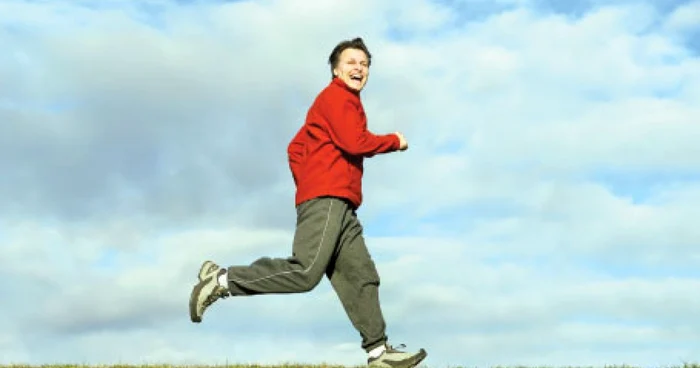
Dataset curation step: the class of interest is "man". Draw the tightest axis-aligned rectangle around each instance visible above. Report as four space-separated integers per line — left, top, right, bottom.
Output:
189 37 427 368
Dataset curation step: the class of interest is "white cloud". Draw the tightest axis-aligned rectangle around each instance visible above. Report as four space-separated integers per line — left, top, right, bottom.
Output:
665 1 700 32
2 0 699 367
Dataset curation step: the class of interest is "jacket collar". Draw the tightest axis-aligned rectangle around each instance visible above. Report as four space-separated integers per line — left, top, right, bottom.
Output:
331 77 361 97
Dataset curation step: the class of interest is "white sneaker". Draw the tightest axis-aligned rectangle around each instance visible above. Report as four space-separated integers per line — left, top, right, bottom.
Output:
189 260 229 323
368 344 427 368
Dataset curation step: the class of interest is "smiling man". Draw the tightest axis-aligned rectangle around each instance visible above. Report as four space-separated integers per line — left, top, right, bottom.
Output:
189 37 426 368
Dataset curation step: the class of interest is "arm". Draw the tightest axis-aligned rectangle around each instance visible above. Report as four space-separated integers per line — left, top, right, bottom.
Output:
321 96 400 157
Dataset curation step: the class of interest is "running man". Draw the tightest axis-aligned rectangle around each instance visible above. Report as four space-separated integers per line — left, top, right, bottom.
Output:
189 37 427 368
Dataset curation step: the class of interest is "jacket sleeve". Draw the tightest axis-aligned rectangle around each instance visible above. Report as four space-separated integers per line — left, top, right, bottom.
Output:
321 95 400 157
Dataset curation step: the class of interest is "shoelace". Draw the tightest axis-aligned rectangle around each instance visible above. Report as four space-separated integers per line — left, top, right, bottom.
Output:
386 343 406 353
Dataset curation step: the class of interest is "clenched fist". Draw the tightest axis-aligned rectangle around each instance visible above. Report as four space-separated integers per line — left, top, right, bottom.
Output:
394 132 408 151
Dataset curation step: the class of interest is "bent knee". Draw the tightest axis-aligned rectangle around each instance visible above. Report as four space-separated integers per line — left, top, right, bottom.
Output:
298 270 324 292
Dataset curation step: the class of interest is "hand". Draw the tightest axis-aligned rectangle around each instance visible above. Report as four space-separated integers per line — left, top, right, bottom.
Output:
395 132 408 151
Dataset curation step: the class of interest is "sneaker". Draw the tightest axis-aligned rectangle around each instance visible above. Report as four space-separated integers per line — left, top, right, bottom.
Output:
368 344 427 368
189 261 229 323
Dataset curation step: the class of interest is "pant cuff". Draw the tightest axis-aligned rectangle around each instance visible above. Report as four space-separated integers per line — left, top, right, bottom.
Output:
365 338 388 353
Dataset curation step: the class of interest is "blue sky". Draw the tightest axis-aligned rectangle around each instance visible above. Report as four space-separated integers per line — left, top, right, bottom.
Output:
2 0 700 367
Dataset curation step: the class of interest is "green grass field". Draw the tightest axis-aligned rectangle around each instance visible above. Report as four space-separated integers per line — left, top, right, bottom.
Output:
1 364 699 368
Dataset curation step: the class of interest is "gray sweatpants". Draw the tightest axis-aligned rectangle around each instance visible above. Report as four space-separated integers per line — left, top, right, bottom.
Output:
225 196 388 352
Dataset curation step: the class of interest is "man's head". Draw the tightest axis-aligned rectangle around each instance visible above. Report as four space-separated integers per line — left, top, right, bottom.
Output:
328 37 372 92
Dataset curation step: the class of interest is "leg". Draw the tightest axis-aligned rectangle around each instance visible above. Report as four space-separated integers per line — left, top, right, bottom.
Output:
325 209 387 352
189 197 350 322
226 196 348 295
326 210 428 368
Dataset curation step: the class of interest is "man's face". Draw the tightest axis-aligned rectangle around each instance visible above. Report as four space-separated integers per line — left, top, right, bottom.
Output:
333 48 369 92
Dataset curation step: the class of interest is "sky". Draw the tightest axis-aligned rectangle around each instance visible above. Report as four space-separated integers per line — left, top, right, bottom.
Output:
2 0 700 367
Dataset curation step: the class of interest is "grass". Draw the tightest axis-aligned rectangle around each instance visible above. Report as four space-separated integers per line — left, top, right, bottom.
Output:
0 366 357 368
1 364 699 368
0 366 356 368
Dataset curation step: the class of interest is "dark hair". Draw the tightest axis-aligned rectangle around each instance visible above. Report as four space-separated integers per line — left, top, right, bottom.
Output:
328 37 372 79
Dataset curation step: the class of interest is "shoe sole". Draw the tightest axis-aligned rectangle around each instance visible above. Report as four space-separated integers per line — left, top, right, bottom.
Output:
191 260 216 323
410 349 427 368
189 278 208 323
397 349 428 368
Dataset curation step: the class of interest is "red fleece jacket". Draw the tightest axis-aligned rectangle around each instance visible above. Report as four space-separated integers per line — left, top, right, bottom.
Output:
287 77 401 209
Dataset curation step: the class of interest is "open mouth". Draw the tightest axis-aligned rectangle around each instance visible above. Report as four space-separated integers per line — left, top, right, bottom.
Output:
350 74 363 82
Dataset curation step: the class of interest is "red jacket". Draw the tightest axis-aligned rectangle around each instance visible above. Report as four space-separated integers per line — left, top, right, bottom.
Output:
287 77 401 209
